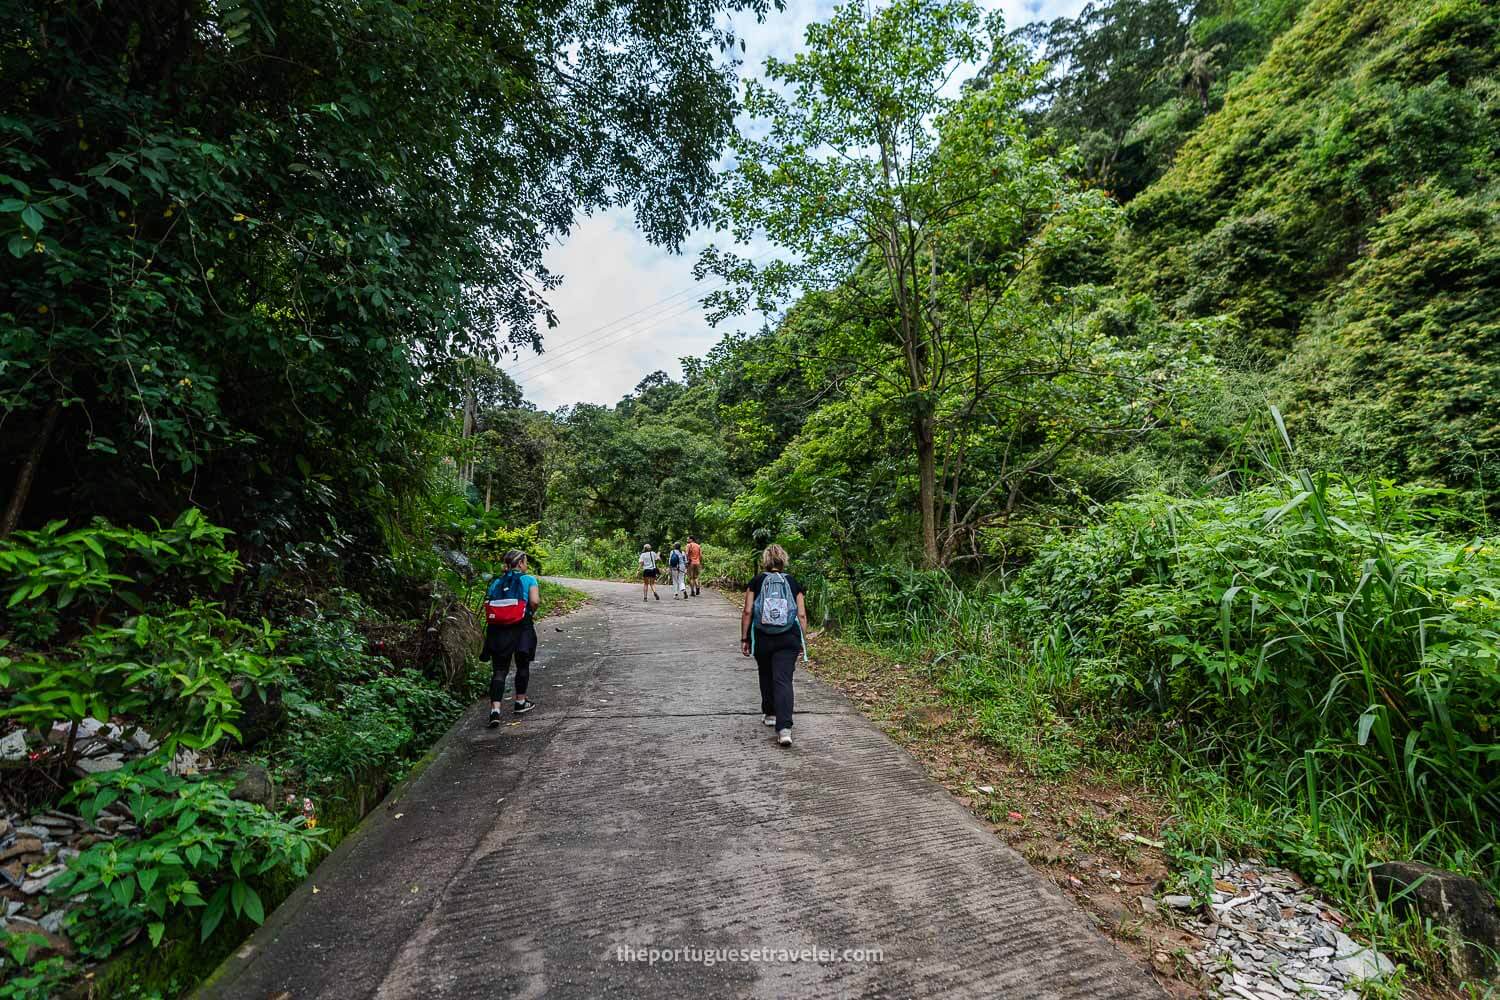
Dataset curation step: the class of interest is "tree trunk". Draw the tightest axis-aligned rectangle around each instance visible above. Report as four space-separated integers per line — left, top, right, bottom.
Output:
1 401 61 539
915 410 939 569
460 367 477 485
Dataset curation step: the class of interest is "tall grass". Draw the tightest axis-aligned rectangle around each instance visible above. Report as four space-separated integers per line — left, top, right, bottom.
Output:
831 473 1499 905
1020 472 1498 882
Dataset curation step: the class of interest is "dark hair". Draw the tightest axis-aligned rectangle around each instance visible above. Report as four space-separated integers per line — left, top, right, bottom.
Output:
503 549 527 569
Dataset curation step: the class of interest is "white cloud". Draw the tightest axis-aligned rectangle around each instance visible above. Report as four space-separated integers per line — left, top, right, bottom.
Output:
516 0 1088 410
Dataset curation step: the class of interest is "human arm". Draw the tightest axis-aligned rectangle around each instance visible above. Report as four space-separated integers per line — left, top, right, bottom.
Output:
741 589 754 657
796 592 810 659
527 582 540 613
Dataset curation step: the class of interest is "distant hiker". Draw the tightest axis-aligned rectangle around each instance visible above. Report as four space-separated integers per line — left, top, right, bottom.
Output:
669 542 688 598
482 549 539 725
685 536 703 596
741 543 808 747
639 543 661 601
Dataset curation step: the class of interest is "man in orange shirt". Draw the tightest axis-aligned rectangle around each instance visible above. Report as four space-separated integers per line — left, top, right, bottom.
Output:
684 536 703 597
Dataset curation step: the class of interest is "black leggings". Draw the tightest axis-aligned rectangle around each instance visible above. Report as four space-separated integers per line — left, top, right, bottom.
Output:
489 650 532 701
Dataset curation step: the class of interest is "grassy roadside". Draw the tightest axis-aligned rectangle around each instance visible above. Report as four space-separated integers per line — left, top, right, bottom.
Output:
537 580 590 619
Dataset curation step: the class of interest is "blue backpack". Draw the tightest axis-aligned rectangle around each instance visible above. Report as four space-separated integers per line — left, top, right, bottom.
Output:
753 573 798 635
485 571 528 625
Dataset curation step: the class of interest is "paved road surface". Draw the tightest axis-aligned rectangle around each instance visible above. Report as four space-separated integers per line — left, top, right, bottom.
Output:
199 579 1160 999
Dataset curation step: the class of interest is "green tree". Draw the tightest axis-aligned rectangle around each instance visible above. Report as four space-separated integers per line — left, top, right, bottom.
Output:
701 0 1120 566
0 0 775 555
1008 0 1193 198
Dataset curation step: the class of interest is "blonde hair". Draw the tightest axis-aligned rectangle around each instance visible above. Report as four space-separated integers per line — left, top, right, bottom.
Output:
760 543 789 572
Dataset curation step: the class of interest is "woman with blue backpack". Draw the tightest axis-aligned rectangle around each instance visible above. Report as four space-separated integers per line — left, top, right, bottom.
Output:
740 543 809 747
481 549 540 725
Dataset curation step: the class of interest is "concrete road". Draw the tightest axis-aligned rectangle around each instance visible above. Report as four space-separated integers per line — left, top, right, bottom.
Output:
199 579 1160 999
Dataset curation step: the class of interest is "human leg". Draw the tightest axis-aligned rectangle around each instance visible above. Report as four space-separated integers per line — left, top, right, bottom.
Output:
512 652 535 712
487 650 515 725
754 646 775 718
771 646 797 731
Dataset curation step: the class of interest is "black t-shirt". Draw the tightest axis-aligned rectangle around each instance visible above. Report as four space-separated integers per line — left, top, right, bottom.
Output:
747 572 804 599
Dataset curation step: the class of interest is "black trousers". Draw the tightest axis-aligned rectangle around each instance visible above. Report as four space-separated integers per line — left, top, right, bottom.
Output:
754 630 799 731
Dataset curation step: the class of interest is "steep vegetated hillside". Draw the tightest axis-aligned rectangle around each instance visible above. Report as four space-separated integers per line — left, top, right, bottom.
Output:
1123 0 1498 485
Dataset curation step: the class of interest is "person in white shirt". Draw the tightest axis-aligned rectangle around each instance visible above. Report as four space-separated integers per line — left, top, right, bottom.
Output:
638 543 661 601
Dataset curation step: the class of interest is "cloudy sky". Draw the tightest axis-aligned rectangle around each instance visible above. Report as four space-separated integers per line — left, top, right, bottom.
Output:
509 0 1088 411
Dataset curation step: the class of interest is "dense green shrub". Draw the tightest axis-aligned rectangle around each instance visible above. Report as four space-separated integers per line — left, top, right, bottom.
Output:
275 592 388 702
1282 182 1499 489
0 513 294 761
283 671 465 789
0 510 240 643
49 763 321 955
266 591 468 788
0 603 292 758
544 532 641 580
1016 474 1498 871
1109 0 1500 492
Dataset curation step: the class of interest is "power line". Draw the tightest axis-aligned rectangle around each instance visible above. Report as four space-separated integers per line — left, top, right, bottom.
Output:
506 250 773 382
508 284 724 379
517 278 710 359
509 297 715 386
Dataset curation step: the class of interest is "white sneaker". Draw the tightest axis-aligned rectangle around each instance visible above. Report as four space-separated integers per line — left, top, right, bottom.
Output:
763 715 776 726
777 730 792 747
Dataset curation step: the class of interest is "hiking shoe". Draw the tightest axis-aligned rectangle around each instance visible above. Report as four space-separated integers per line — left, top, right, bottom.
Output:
654 592 660 600
763 715 776 726
777 730 792 747
487 709 502 728
513 699 536 714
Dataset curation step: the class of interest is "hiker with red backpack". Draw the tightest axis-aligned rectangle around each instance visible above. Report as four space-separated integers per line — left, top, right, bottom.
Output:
740 543 809 747
482 549 540 725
